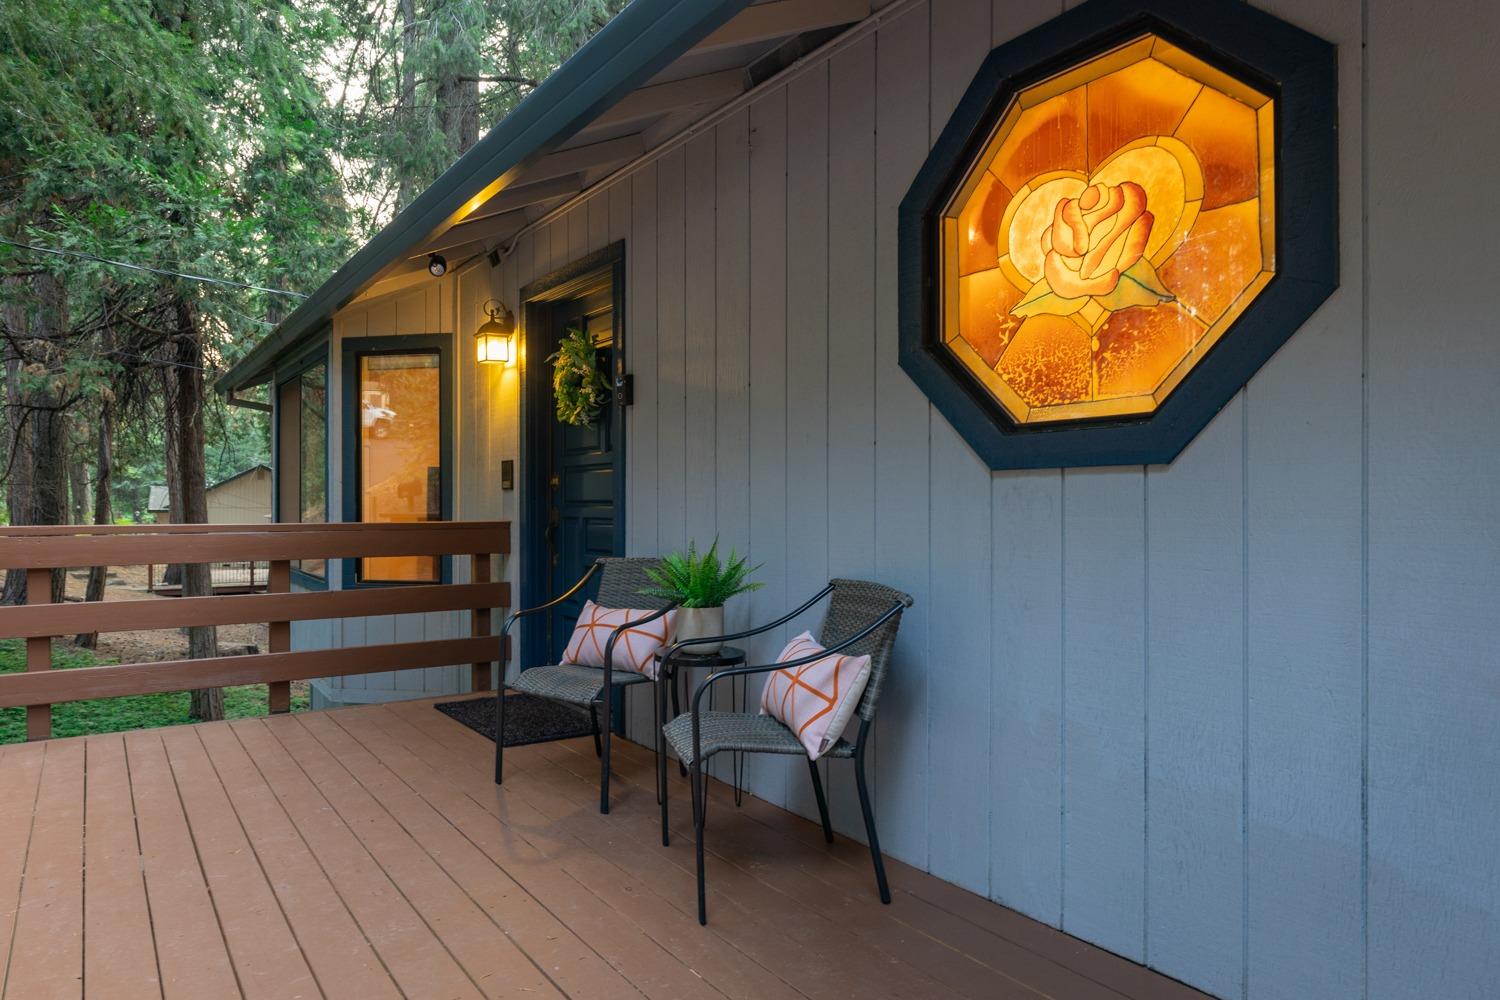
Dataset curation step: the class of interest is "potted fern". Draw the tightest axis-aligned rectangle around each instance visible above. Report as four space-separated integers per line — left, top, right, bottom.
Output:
643 539 762 653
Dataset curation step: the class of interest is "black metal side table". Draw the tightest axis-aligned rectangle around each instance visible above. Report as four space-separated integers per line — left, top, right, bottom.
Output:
655 645 748 804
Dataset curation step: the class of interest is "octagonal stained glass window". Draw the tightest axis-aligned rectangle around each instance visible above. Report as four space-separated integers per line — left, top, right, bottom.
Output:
938 33 1275 425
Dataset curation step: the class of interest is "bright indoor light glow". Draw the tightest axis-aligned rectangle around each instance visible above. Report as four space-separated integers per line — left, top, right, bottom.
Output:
939 33 1276 425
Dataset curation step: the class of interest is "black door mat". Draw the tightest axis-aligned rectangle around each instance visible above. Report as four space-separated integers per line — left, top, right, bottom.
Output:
435 693 594 747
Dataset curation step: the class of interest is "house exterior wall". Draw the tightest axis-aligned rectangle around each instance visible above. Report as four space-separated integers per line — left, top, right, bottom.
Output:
289 0 1499 995
302 271 517 708
463 1 1500 997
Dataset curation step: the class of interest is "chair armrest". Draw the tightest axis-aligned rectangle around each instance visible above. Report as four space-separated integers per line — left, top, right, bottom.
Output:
500 561 602 639
656 583 836 673
688 599 907 717
602 604 679 672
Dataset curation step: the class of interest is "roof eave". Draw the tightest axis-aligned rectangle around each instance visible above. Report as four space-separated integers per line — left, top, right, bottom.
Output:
217 0 750 395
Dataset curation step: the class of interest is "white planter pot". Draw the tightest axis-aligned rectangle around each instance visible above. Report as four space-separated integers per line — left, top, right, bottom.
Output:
674 606 725 654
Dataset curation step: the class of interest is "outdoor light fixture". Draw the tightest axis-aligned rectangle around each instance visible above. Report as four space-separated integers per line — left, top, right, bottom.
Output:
474 299 515 365
899 0 1337 469
427 253 447 277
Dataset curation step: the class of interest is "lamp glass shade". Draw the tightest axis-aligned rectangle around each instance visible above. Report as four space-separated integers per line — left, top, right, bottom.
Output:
474 312 514 364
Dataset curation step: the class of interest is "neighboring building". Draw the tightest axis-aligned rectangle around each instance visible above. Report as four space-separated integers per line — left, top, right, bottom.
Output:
147 465 273 525
216 2 1500 998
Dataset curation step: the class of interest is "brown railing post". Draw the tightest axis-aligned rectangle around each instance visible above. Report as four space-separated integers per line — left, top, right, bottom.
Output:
267 559 291 713
470 552 492 693
25 567 51 741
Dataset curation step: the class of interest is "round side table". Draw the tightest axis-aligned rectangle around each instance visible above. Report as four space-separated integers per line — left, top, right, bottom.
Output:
654 645 748 804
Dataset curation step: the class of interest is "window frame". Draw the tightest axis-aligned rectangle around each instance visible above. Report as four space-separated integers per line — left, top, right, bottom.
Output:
340 333 454 589
273 341 331 591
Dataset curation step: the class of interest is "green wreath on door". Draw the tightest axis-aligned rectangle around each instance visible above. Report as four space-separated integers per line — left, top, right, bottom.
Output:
548 326 612 426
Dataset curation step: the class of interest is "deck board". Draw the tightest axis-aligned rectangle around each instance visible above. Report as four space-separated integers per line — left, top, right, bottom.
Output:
0 698 1215 999
80 736 160 1000
5 740 84 1000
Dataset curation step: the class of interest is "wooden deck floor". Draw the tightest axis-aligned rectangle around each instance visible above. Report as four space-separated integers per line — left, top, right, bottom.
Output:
0 696 1211 1000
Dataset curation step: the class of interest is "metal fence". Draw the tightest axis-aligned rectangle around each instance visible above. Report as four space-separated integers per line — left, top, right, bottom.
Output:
146 560 271 595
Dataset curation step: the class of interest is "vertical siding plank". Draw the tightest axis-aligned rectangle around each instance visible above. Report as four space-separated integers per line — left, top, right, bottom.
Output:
627 167 660 564
1242 2 1365 997
713 110 753 785
871 2 932 869
990 469 1064 923
745 89 791 807
1062 468 1146 961
363 614 397 693
1144 402 1245 1000
655 148 688 553
987 0 1066 928
624 171 658 740
589 192 610 253
783 63 832 823
1367 3 1500 997
824 36 878 837
568 206 588 265
924 0 994 896
684 132 718 549
714 112 752 584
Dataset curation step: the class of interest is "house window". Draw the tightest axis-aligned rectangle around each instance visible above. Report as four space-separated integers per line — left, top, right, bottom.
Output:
344 335 452 585
276 357 328 584
935 33 1275 426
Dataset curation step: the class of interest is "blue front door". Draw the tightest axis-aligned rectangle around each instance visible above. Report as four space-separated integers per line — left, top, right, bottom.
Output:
540 287 621 663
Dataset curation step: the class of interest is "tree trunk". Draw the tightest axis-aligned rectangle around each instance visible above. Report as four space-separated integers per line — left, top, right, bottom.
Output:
75 389 113 649
165 294 222 721
2 279 33 605
68 424 88 524
2 271 71 605
396 0 419 209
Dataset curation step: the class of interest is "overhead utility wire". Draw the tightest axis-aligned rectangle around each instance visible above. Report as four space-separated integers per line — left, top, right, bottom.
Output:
0 238 308 299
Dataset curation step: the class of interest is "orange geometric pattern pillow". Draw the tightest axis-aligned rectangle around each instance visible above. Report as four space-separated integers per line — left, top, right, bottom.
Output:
759 631 872 760
562 600 677 679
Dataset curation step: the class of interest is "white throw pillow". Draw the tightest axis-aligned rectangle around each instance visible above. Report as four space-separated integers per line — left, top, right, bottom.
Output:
759 631 872 760
562 600 676 679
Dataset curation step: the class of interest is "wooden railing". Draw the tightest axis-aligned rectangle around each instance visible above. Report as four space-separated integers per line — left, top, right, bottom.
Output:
0 521 510 741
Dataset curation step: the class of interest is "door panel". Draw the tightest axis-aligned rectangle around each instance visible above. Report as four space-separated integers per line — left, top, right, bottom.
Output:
540 292 620 663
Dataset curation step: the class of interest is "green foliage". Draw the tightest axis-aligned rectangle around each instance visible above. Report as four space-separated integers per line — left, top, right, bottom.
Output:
547 326 611 426
0 639 309 744
1 1 628 523
642 539 764 609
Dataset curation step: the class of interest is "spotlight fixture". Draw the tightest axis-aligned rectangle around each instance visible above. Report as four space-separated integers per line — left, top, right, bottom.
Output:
427 253 447 277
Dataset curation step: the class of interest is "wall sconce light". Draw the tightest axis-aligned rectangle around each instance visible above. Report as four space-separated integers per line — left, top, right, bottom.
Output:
475 299 515 365
427 253 447 277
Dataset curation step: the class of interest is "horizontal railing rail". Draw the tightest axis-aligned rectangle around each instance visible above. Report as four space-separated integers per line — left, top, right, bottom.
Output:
0 521 509 741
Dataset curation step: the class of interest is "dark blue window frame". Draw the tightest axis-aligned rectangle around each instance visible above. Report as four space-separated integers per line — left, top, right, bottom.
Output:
273 341 331 592
340 333 454 589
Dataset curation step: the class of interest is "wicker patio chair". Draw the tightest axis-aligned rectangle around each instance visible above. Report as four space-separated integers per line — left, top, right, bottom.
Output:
658 579 913 924
495 557 675 814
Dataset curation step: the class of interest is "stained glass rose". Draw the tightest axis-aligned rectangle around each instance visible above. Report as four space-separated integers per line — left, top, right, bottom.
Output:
1044 182 1152 297
1013 179 1175 318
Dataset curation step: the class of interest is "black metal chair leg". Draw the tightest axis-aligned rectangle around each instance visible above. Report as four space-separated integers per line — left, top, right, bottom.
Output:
657 678 671 846
673 667 687 778
494 684 506 784
807 759 834 844
692 756 707 925
589 703 603 758
855 746 890 904
599 698 612 814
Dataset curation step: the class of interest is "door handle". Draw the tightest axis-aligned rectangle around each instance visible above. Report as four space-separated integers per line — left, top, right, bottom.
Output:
544 508 560 561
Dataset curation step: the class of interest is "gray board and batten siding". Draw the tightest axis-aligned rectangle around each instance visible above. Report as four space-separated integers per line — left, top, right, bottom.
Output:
303 1 1498 998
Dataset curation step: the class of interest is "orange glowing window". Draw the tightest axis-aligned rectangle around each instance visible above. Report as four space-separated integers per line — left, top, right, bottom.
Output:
939 34 1275 425
358 352 443 582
